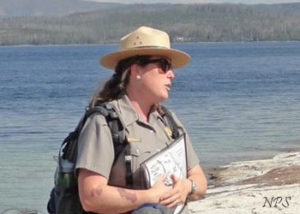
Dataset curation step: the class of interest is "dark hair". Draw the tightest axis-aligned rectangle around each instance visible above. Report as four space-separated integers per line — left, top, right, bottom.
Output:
89 55 153 107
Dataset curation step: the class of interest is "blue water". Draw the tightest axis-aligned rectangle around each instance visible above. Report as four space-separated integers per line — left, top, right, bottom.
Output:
0 42 300 212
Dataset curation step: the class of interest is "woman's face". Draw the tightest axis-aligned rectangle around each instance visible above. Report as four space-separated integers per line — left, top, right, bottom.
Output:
136 57 175 104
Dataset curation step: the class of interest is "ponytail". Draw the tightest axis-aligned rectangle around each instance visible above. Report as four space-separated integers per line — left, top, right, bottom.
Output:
89 55 153 107
89 58 132 107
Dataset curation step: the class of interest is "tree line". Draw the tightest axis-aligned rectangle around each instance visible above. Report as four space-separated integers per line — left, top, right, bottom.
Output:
1 3 300 45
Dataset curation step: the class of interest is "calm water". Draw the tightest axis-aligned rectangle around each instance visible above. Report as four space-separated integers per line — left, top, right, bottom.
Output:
0 42 300 212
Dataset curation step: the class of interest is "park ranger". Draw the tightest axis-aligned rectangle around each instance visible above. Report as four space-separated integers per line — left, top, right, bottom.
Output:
76 26 207 214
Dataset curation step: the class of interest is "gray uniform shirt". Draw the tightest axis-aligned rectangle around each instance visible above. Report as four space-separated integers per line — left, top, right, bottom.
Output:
76 95 199 213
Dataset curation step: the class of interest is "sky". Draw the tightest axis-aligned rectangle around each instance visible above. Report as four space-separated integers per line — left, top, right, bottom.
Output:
86 0 300 4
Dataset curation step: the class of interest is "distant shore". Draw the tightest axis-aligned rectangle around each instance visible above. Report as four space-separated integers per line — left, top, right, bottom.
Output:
189 151 300 214
2 3 300 45
2 40 300 48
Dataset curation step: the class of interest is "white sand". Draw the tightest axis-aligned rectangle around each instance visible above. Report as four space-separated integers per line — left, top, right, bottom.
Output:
188 152 300 214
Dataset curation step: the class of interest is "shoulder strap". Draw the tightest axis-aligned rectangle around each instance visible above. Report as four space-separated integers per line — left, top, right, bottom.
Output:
159 105 181 139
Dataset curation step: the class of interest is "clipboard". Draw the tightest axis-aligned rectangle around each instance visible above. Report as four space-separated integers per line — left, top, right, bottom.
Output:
141 134 187 214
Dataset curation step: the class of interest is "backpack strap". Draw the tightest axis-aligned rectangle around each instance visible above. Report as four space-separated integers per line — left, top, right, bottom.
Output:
89 103 133 186
158 105 181 139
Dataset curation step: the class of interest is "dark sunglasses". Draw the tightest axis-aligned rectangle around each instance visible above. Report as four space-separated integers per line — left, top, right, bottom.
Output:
137 57 172 73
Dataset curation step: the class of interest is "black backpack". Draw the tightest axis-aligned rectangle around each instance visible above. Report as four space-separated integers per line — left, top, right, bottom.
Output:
47 103 179 214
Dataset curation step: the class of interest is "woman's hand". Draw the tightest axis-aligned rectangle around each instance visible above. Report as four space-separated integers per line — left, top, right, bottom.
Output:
148 174 173 203
159 175 191 208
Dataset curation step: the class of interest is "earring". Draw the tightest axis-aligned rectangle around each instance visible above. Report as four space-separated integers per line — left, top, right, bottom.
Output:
136 75 141 80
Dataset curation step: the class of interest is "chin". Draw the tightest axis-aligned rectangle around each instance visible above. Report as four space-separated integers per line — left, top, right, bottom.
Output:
153 96 168 105
160 94 169 102
151 91 169 104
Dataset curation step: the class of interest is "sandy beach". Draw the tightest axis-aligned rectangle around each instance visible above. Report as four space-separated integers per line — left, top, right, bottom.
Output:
188 152 300 214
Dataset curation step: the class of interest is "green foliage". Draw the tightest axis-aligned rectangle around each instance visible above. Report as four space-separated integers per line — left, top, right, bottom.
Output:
1 3 300 45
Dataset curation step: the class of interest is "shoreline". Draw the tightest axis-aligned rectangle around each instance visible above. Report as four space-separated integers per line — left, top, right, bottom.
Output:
204 145 300 181
189 150 300 214
1 40 300 48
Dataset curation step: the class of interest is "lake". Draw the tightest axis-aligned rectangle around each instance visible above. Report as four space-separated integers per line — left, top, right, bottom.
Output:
0 42 300 212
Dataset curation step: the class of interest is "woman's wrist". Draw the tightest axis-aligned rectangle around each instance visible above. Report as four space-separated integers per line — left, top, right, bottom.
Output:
146 187 161 204
187 179 197 197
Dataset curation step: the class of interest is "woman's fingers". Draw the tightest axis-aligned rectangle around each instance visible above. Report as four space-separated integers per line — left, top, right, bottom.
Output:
159 188 181 207
160 194 182 208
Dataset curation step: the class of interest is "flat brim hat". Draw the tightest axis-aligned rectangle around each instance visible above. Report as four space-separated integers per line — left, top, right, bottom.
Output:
100 26 190 70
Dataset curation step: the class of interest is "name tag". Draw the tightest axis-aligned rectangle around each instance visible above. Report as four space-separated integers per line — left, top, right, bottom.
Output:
127 137 141 143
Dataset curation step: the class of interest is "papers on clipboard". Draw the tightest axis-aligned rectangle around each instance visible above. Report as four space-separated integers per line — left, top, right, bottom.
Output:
141 135 187 214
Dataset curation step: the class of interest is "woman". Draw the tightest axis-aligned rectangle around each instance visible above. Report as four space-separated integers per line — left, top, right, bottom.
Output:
75 26 207 214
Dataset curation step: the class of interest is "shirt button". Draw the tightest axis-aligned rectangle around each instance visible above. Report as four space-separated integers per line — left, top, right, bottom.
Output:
150 130 154 133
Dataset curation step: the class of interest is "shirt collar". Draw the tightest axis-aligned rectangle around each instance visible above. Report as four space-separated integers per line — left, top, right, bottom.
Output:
111 95 164 128
111 95 139 128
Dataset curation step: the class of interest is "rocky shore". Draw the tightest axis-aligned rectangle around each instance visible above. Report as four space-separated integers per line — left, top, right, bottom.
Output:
188 152 300 214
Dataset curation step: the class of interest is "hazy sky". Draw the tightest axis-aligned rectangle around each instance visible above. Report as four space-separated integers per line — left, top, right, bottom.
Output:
86 0 300 4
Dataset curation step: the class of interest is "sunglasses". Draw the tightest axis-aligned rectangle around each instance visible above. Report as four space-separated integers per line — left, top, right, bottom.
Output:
136 57 172 73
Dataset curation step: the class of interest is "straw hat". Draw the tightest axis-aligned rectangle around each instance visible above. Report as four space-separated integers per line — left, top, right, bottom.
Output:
100 26 190 70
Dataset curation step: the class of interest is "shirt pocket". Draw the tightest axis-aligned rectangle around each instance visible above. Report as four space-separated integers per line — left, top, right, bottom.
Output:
129 143 153 173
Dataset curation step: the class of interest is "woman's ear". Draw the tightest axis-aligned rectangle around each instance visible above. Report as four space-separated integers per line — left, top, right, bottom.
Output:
130 64 142 80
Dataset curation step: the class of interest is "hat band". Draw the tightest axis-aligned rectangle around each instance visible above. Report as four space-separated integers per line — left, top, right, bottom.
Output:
120 45 169 50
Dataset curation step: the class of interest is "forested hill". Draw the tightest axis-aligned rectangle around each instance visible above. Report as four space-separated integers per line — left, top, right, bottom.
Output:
0 0 121 17
1 3 300 45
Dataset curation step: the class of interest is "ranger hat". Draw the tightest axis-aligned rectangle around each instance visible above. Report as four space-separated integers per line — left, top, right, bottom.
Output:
100 26 190 70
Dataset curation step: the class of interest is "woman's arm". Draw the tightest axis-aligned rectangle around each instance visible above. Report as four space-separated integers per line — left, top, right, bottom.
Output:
78 168 172 214
186 164 207 200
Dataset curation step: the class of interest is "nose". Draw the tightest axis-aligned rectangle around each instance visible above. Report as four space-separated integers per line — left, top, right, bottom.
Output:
167 69 175 79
